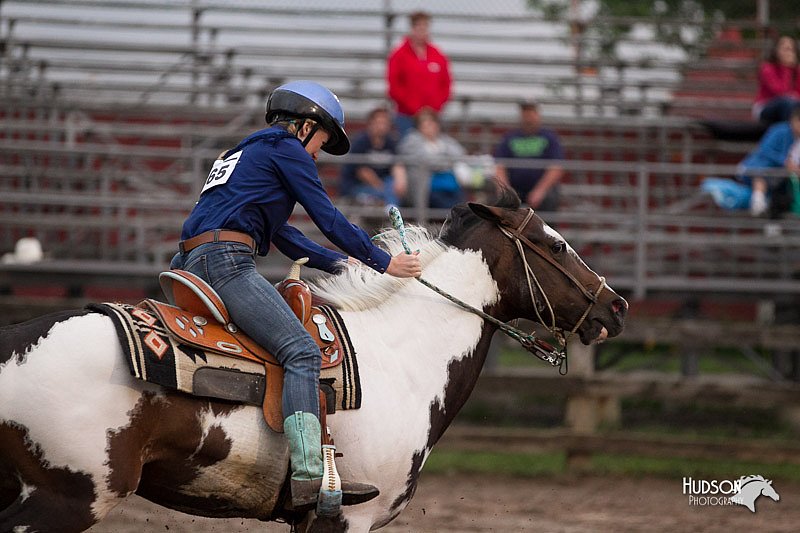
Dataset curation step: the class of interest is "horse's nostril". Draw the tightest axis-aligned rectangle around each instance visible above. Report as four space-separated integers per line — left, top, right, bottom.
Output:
611 299 627 317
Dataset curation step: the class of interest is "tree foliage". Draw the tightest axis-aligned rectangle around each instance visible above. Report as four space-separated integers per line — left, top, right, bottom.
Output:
529 0 797 23
528 0 799 62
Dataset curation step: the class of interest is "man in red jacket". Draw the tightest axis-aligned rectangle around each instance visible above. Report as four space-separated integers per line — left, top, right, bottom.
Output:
387 11 452 136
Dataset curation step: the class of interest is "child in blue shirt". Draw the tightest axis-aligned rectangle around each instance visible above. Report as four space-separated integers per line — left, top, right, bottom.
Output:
738 107 800 215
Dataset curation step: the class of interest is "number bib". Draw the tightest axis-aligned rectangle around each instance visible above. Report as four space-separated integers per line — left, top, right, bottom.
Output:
201 150 243 194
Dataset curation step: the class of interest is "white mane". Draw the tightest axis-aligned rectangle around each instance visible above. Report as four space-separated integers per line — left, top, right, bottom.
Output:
308 226 450 312
739 475 769 485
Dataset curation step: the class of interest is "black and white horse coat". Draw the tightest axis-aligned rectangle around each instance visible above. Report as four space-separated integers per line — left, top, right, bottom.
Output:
0 201 627 532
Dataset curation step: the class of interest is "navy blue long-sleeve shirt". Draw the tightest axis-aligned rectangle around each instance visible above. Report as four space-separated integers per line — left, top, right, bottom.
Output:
181 127 391 274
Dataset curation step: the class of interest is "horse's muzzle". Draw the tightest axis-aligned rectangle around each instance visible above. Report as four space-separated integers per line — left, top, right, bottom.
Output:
578 297 626 345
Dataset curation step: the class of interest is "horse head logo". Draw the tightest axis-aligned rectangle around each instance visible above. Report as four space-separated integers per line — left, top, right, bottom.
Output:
731 475 780 513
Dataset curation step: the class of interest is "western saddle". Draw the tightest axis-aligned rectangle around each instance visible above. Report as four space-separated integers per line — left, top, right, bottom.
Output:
144 258 344 433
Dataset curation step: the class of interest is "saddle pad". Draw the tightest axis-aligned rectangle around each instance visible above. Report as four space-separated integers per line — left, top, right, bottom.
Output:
88 302 362 410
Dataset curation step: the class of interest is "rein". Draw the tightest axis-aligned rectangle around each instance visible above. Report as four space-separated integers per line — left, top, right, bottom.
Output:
388 207 606 374
414 275 567 370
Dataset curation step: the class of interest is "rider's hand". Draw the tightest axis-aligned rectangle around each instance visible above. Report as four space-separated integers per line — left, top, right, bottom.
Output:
386 251 422 278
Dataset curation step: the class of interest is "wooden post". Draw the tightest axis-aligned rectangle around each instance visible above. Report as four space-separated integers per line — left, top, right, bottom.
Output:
565 338 621 471
679 346 699 377
567 337 595 377
564 338 597 437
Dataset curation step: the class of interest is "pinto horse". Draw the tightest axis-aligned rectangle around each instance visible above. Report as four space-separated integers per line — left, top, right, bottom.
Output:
0 197 627 532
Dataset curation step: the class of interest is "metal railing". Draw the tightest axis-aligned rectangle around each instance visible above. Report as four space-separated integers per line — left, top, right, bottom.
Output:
1 1 793 301
1 142 798 299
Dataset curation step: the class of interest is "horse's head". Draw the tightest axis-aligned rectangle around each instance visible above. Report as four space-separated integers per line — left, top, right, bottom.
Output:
759 479 780 502
441 193 627 345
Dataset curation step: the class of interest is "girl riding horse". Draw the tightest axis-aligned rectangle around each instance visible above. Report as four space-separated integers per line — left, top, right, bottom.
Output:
170 80 422 511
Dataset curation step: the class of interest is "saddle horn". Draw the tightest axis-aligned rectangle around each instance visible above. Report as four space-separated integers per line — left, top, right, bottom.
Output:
287 257 309 281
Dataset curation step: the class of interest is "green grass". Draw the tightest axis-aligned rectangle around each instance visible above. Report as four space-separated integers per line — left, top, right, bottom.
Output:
617 398 795 440
475 340 799 482
596 343 770 375
495 346 540 367
424 449 800 483
496 341 775 376
458 393 795 440
424 449 566 477
590 453 800 481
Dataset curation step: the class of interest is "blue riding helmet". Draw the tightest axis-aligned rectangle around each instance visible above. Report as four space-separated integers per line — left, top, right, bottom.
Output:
265 80 350 155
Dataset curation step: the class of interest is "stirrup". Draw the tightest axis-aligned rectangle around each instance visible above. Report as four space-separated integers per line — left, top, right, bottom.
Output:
287 476 379 514
317 444 342 516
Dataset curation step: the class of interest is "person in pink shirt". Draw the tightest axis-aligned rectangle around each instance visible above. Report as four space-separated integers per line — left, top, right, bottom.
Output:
387 11 452 136
754 35 800 125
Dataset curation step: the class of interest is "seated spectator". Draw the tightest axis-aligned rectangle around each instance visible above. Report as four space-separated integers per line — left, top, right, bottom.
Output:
780 136 800 215
398 108 465 209
786 136 800 174
754 35 800 126
738 106 800 216
339 107 407 207
494 98 564 211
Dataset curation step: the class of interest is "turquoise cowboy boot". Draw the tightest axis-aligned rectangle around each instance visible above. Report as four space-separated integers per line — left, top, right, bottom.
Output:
284 412 380 512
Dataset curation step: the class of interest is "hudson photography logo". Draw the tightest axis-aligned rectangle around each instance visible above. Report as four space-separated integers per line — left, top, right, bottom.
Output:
683 475 780 512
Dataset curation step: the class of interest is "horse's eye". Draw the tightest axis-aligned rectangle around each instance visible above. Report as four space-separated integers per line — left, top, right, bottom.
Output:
551 241 566 254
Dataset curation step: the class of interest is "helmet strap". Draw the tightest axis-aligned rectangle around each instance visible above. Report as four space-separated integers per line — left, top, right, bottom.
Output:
300 121 321 149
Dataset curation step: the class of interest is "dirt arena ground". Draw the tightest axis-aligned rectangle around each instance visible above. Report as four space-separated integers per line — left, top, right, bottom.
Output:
88 473 797 532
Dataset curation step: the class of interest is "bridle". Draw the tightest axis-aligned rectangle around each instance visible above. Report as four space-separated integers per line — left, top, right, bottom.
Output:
497 208 607 366
389 207 607 374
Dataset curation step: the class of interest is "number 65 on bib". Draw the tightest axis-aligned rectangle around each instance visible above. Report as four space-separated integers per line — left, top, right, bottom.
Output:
201 150 243 194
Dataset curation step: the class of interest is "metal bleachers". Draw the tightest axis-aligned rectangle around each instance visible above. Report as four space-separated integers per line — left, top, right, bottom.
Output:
1 0 798 321
2 0 690 119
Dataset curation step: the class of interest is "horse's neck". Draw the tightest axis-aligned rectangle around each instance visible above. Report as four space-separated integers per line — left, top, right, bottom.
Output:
335 246 499 436
741 481 761 494
427 323 497 445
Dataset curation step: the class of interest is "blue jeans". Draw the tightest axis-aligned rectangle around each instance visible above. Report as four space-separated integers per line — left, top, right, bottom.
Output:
170 242 320 419
393 113 416 138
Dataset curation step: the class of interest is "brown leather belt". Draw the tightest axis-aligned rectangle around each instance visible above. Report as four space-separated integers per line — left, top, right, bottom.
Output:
179 229 256 254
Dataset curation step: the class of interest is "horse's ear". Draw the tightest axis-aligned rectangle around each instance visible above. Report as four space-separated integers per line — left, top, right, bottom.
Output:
468 203 507 224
